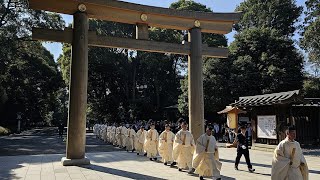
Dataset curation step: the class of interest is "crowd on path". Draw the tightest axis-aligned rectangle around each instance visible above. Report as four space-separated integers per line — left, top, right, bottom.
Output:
93 119 309 180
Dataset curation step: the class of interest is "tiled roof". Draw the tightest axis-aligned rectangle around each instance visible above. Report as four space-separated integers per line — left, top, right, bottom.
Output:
231 90 302 107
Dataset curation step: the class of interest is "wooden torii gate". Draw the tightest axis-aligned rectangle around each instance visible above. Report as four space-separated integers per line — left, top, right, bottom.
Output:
28 0 241 166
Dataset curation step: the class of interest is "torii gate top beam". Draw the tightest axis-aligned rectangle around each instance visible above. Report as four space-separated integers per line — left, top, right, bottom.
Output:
28 0 241 34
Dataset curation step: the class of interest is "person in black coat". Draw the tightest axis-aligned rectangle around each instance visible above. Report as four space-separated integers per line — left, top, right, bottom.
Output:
234 126 255 173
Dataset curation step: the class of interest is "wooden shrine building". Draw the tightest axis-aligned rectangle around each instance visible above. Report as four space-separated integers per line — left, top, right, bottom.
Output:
228 90 320 147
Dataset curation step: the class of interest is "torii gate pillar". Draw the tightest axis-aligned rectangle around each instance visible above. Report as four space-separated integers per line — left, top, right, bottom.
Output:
61 11 90 166
188 27 204 141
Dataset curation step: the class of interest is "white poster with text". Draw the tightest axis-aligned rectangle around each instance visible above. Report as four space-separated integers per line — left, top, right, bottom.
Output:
257 115 277 139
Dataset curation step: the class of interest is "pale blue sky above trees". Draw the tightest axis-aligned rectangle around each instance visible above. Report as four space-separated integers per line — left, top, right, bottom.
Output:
43 0 308 70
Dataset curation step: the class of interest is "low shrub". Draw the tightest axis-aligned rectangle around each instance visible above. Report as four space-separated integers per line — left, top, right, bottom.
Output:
0 126 11 136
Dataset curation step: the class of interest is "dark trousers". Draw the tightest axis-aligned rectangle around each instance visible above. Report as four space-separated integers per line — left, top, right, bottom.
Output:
235 149 252 168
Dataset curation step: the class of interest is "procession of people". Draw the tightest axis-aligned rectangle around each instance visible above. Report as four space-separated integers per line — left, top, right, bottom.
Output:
93 120 309 180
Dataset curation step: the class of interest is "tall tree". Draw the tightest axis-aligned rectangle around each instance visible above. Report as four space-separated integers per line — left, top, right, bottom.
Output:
235 0 302 36
0 0 65 129
300 0 320 67
230 0 304 97
229 28 303 96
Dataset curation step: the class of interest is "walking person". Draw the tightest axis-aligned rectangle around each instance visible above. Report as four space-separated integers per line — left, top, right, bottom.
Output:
271 126 309 180
234 126 255 172
158 124 175 165
213 123 220 142
191 126 222 180
144 123 159 161
125 125 136 152
135 126 147 156
172 121 195 172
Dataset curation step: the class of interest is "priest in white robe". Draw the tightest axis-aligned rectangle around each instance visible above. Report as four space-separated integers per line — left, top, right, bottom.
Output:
135 126 147 155
126 125 136 152
107 125 111 143
120 123 128 148
173 121 195 172
116 125 122 147
192 126 222 180
111 125 117 146
271 126 309 180
158 124 175 165
144 123 159 161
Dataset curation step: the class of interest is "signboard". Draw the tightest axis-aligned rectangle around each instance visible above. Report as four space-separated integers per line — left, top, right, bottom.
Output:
257 115 277 139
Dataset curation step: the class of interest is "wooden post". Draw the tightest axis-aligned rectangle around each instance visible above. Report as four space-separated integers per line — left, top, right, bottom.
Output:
61 11 90 166
188 27 204 141
136 23 149 40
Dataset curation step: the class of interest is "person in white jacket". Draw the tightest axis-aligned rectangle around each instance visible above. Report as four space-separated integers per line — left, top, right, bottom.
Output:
144 123 159 161
126 125 136 152
271 126 309 180
192 126 222 180
158 124 175 165
173 121 195 172
135 126 147 155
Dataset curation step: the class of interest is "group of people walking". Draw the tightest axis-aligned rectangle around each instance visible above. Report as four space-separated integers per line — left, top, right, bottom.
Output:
93 121 309 180
94 120 222 180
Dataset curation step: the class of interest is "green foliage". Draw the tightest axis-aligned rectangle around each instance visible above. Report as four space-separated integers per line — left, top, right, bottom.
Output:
235 0 302 36
0 0 66 129
170 0 212 12
300 0 320 67
230 0 304 97
303 76 320 98
178 78 188 116
229 28 303 96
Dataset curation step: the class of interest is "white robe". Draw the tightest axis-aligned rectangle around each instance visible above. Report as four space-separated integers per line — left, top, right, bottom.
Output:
271 137 309 180
173 130 195 169
135 129 147 154
102 125 108 142
120 126 128 147
111 126 116 145
158 130 175 163
144 129 159 158
115 127 121 146
193 134 221 178
125 128 136 151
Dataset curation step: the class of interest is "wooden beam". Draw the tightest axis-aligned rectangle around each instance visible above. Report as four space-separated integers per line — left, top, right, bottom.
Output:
28 0 241 34
32 28 229 58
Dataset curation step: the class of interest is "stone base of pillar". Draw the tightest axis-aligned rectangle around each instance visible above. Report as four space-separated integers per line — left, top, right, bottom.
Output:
61 157 90 166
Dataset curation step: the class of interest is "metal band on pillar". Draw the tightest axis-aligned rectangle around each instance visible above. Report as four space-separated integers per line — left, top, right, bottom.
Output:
61 3 90 166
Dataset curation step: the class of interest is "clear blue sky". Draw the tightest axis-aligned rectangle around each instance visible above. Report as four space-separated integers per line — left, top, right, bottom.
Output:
43 0 307 63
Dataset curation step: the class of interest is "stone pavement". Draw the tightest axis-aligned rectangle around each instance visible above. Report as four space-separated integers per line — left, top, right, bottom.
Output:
0 148 319 180
0 129 119 156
